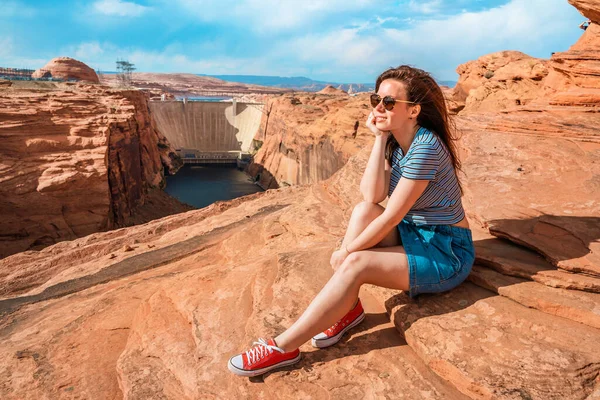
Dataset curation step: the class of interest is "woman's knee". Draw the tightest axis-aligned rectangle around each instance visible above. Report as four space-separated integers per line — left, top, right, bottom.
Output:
337 252 367 282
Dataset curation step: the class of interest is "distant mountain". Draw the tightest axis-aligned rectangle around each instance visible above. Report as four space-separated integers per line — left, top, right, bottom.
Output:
438 80 457 88
197 74 375 93
100 71 456 93
199 74 457 92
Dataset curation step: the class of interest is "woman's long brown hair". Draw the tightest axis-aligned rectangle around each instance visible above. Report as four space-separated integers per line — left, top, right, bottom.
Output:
376 65 462 193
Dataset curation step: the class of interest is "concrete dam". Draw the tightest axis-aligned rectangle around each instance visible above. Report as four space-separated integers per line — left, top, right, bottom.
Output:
149 100 264 164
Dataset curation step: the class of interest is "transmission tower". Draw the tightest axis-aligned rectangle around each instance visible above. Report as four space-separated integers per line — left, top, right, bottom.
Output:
116 59 136 87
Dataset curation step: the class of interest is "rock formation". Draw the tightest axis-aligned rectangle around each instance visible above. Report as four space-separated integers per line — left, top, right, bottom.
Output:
450 51 549 113
450 0 600 111
336 83 373 93
32 57 100 83
569 0 600 24
0 80 190 258
247 92 370 189
0 118 598 397
318 85 348 95
0 0 599 398
0 163 472 399
544 13 600 105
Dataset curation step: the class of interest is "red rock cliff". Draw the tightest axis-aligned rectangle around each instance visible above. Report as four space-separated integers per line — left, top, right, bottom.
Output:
247 92 373 189
544 4 600 105
0 81 188 258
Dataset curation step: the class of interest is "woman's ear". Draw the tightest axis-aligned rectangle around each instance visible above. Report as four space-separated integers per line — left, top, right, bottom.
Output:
411 104 421 119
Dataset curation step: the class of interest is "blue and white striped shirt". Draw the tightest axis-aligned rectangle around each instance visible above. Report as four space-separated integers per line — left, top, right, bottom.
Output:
388 126 465 225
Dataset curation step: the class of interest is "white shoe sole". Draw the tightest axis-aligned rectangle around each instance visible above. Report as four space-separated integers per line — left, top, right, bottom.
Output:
311 312 365 348
228 353 302 377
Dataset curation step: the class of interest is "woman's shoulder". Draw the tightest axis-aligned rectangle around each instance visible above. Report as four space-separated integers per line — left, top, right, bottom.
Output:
410 127 444 154
414 126 442 145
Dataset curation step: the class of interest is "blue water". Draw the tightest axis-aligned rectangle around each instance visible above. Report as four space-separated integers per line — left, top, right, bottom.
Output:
164 165 263 209
175 96 232 102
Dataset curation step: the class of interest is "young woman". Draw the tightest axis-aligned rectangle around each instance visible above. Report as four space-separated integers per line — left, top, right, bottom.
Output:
228 65 476 377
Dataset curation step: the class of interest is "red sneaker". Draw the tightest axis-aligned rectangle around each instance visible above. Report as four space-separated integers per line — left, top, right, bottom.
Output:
228 338 301 377
311 298 365 348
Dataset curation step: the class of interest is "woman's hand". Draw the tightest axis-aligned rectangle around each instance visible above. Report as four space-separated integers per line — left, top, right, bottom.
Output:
330 248 349 272
366 112 390 138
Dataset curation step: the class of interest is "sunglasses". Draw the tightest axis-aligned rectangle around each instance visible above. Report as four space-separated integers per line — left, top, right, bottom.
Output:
370 94 415 111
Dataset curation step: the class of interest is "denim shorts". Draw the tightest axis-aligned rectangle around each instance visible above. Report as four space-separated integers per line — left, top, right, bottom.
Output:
397 219 475 298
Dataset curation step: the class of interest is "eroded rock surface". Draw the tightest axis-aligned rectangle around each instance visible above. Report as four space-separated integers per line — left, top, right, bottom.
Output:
247 92 372 189
385 283 600 400
0 81 190 258
0 152 470 399
1 106 599 397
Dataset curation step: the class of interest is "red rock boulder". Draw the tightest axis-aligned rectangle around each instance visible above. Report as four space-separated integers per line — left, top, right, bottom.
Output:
32 57 99 83
450 51 549 113
452 51 531 102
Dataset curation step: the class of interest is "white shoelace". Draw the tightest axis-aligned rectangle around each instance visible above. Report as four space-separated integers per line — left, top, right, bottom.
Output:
245 338 285 365
326 300 359 334
326 320 346 335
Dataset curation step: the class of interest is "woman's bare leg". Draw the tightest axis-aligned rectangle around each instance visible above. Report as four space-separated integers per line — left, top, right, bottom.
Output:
274 260 362 351
274 245 409 352
277 201 400 343
275 202 408 350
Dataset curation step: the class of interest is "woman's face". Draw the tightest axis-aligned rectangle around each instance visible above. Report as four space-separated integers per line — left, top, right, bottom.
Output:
373 79 417 132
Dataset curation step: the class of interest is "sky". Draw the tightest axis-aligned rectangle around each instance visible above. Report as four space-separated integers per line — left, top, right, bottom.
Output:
0 0 587 84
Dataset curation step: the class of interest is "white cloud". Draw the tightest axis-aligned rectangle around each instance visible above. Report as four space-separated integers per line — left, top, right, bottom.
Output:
74 42 105 60
376 16 400 25
382 0 578 74
275 28 382 66
0 37 49 69
128 50 270 75
267 0 583 81
61 41 272 76
59 41 116 71
92 0 150 17
408 0 442 15
174 0 374 31
59 0 582 83
351 16 401 32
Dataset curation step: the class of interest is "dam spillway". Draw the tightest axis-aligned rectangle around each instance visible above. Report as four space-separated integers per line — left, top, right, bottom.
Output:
149 100 264 164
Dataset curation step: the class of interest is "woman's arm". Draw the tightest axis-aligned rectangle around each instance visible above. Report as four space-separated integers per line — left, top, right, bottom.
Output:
360 134 390 203
347 177 429 252
347 139 440 253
